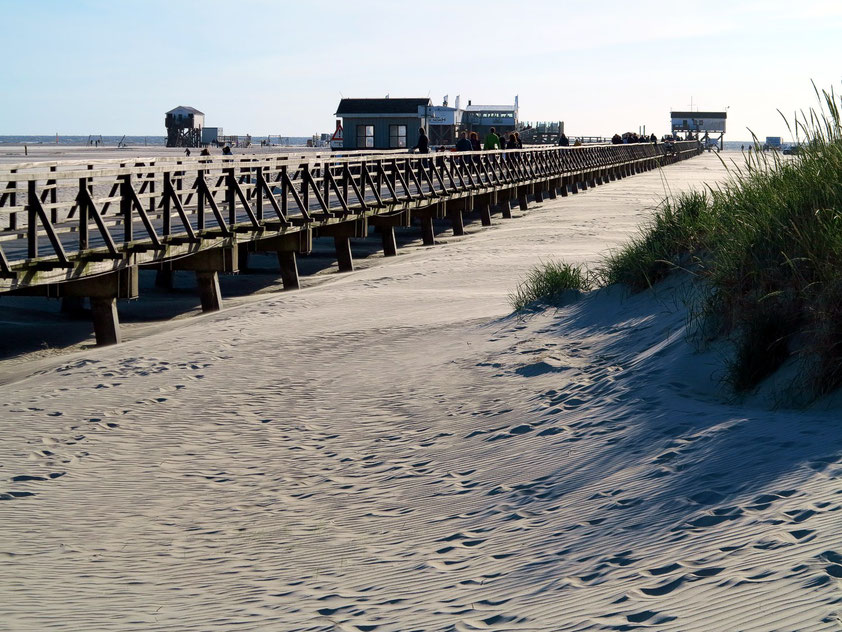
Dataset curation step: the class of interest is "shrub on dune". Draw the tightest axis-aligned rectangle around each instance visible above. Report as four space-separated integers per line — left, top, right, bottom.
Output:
509 260 592 312
603 85 842 398
518 85 842 399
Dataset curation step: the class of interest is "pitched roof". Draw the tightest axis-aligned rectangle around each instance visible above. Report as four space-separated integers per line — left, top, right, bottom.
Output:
167 106 204 115
670 111 727 118
464 104 516 112
335 98 431 115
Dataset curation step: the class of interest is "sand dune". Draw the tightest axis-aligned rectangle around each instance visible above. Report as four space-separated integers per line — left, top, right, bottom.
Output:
2 153 840 631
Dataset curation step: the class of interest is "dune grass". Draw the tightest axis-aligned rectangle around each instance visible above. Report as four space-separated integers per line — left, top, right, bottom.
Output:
516 85 842 399
509 260 592 311
600 85 842 397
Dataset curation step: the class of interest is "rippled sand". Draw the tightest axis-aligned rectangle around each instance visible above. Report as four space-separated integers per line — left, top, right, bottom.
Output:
3 153 840 631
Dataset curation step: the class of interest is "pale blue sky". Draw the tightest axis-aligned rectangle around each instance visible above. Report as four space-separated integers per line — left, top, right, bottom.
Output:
3 0 841 139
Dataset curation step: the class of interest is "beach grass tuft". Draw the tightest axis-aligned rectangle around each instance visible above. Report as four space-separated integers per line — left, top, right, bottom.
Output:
519 85 842 399
509 260 592 311
602 84 842 398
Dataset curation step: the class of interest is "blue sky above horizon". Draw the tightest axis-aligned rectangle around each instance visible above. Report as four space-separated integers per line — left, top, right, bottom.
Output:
3 0 841 140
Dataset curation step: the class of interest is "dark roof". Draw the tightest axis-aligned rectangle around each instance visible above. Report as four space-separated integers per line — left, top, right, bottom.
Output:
167 106 204 115
670 111 726 118
336 98 431 115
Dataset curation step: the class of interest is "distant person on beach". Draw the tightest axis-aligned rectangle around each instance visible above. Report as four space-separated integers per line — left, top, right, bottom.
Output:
184 148 191 157
412 127 429 154
483 127 500 150
558 133 570 146
200 147 210 156
469 131 481 152
455 131 472 152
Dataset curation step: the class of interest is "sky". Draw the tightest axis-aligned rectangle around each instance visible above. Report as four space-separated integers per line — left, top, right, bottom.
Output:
2 0 842 140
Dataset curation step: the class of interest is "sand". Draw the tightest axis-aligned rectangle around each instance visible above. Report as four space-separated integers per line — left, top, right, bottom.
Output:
2 152 840 631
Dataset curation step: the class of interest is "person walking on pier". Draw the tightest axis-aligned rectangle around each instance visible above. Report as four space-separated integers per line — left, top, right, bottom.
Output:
514 131 523 149
413 127 429 154
558 133 569 146
469 131 481 152
455 131 472 152
484 127 500 150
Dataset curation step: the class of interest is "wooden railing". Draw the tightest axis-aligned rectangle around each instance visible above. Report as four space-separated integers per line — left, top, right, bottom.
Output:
0 141 701 292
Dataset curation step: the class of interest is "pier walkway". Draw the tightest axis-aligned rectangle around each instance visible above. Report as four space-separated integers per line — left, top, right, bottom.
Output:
0 142 701 345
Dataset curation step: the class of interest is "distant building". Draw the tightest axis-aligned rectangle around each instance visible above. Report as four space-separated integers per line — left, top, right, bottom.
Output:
462 97 519 139
670 111 726 134
165 106 204 147
335 98 432 150
670 110 727 150
201 127 221 146
427 95 463 146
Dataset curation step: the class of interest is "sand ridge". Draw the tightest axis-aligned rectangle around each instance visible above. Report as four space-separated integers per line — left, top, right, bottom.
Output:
2 153 840 630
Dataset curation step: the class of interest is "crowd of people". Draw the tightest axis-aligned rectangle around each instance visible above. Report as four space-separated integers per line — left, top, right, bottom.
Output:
413 127 527 154
610 132 658 144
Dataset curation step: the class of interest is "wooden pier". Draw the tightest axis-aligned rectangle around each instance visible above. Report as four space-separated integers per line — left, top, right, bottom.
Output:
0 142 702 345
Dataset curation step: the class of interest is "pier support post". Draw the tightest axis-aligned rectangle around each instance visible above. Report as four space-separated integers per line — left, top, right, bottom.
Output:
196 271 222 312
533 187 544 204
380 226 398 256
479 202 492 226
547 183 557 200
518 186 529 211
334 236 354 272
91 298 121 346
369 211 408 256
559 177 569 197
13 266 139 346
317 219 367 273
247 229 309 289
420 215 435 245
277 250 300 290
449 209 465 236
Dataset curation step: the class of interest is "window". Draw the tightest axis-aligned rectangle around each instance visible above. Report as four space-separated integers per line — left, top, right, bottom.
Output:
389 125 407 148
357 125 374 148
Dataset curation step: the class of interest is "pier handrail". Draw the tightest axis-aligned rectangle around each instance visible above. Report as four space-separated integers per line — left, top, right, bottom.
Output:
0 141 701 291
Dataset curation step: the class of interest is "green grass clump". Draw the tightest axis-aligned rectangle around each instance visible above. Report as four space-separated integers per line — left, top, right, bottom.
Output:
509 260 592 311
599 190 712 290
600 84 842 398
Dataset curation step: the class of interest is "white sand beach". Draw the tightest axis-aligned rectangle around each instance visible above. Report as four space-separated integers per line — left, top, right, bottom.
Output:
2 152 841 631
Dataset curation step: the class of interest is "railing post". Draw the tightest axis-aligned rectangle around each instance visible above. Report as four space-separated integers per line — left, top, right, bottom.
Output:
27 180 37 258
78 177 89 250
49 165 58 224
197 168 205 231
163 172 172 237
227 168 236 225
9 168 17 230
121 173 133 244
255 166 264 222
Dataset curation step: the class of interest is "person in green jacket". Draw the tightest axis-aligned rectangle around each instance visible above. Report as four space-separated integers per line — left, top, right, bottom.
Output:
483 127 500 150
